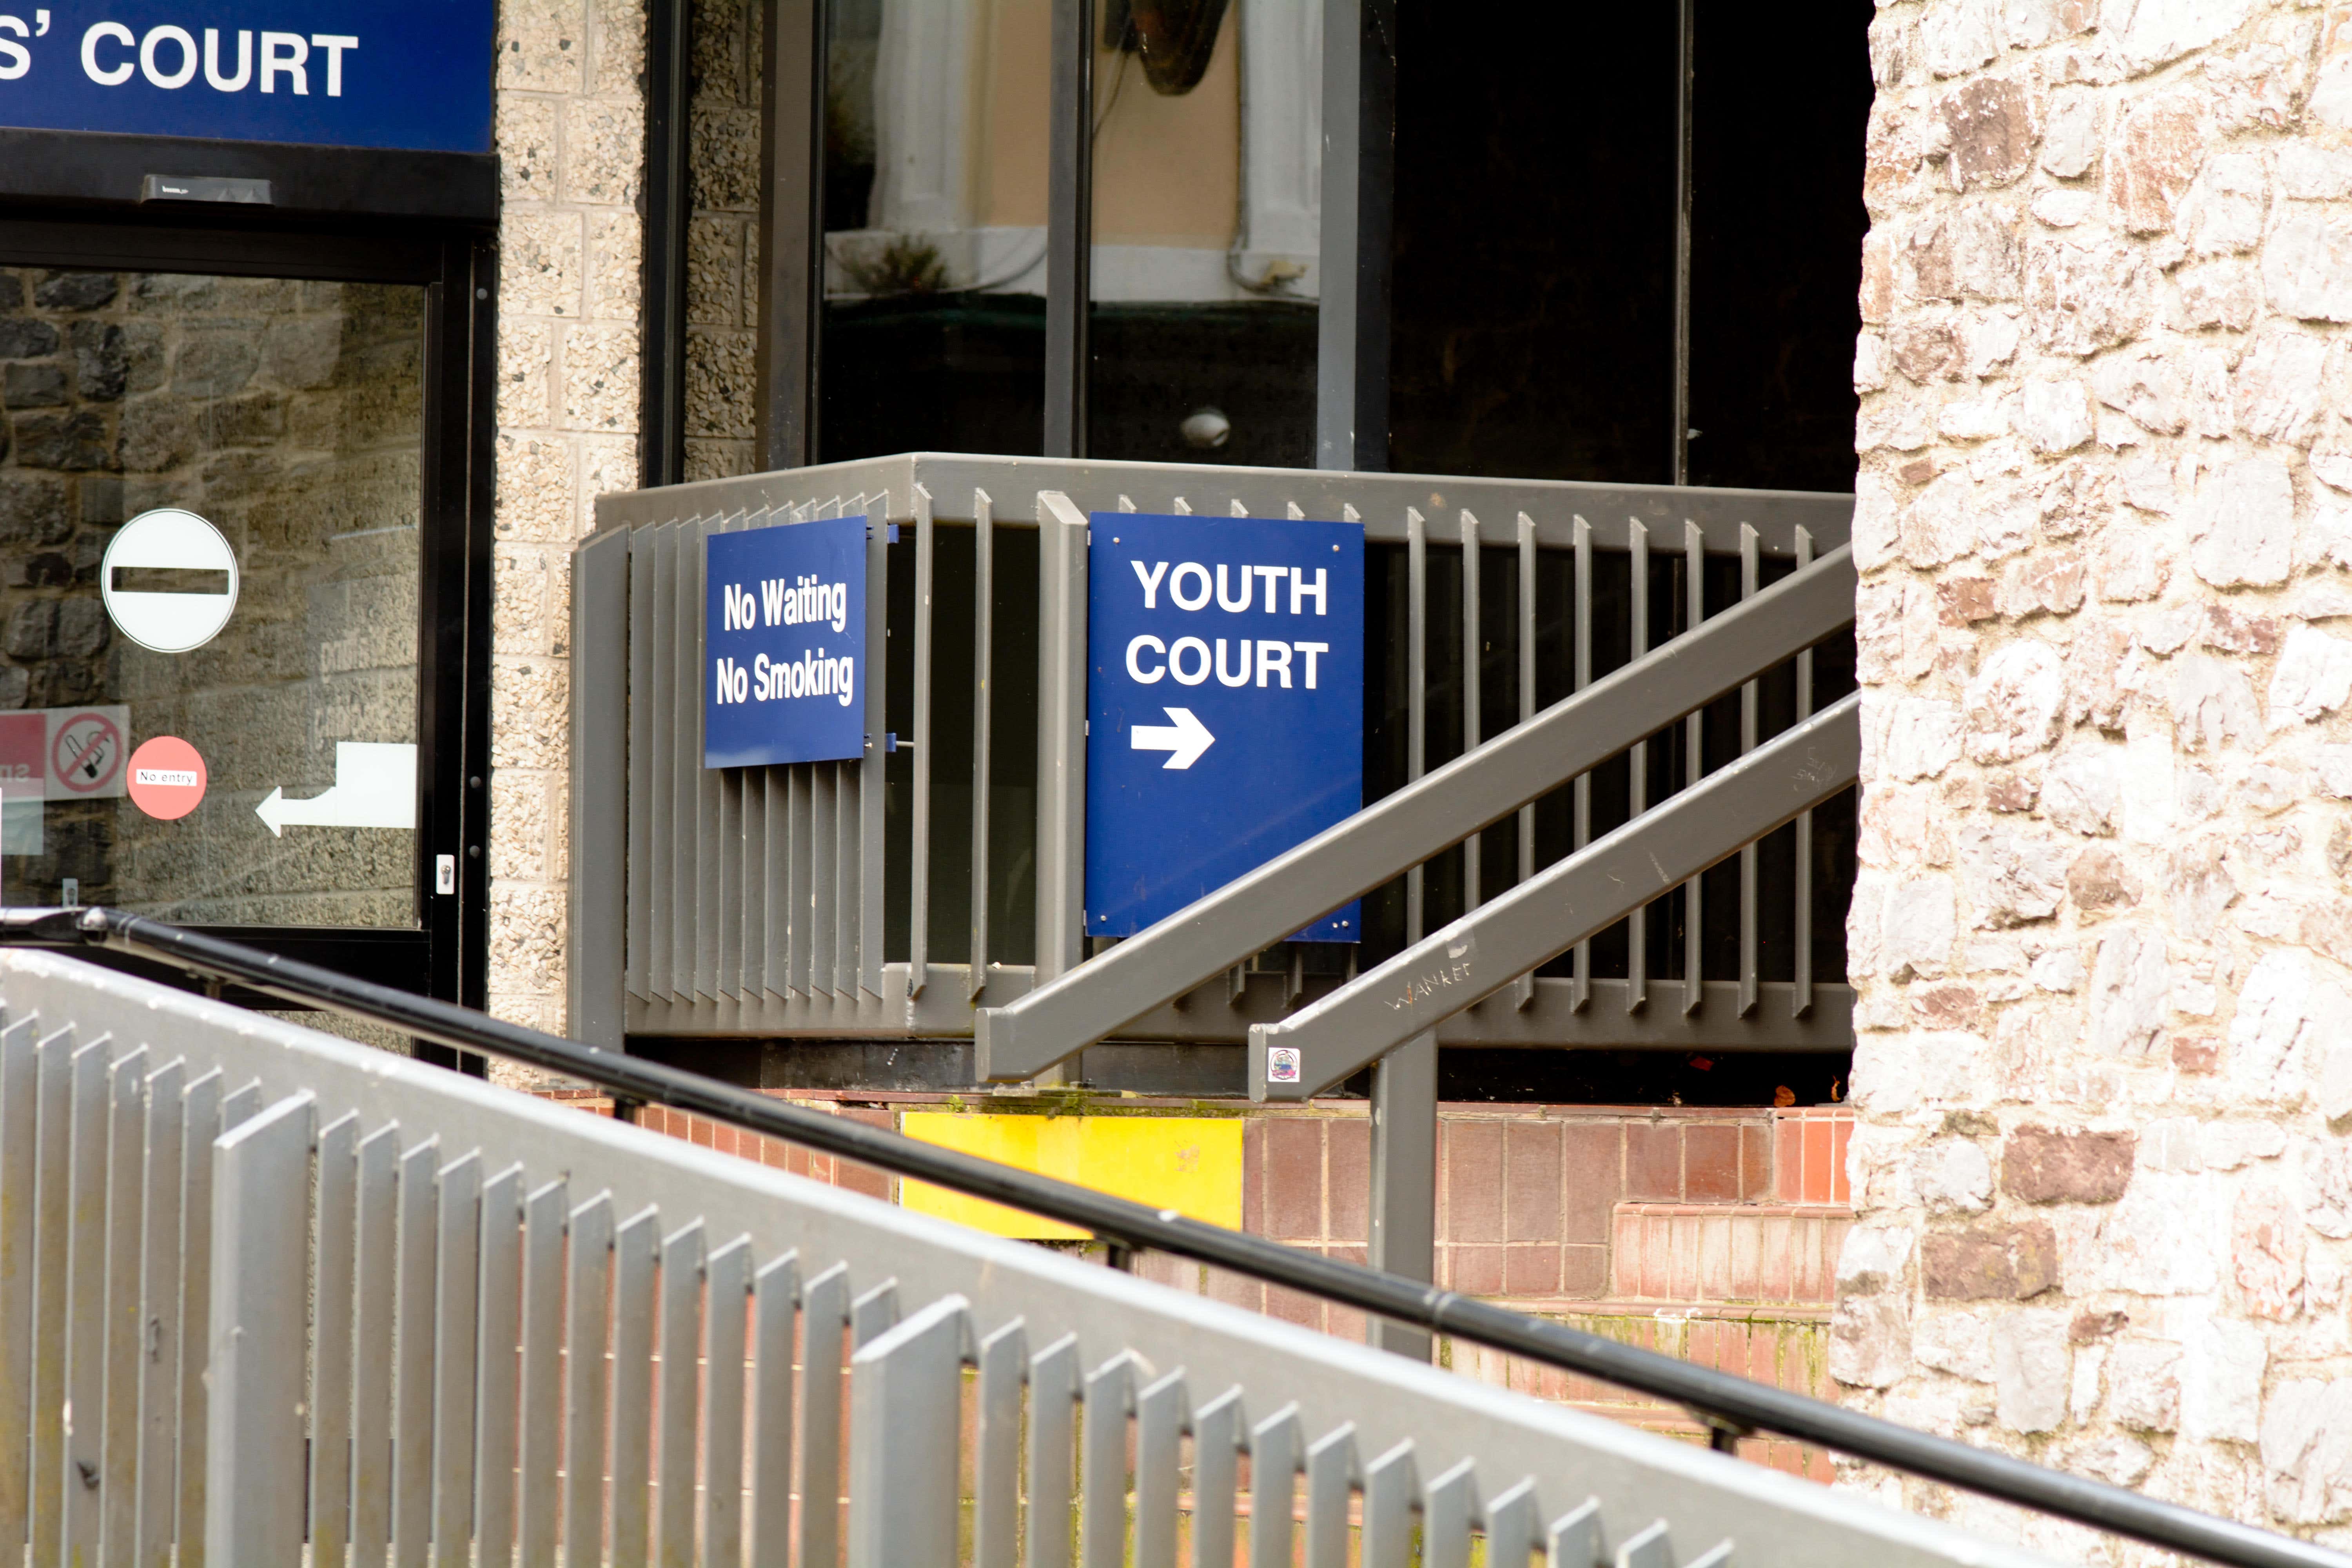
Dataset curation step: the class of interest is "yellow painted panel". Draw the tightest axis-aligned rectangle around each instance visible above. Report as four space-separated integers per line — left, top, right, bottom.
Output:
900 1113 1243 1239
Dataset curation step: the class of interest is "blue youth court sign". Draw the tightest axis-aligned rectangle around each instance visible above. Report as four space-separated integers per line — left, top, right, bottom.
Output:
0 0 492 152
704 517 867 769
1086 512 1364 941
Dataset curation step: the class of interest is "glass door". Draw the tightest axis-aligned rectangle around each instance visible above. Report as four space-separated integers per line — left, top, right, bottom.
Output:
0 218 494 1012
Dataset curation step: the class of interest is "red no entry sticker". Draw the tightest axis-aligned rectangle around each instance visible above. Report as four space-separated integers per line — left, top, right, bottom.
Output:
128 736 207 821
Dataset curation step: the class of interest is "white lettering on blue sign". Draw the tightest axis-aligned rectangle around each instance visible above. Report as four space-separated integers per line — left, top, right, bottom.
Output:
704 517 868 768
1087 513 1365 942
0 2 489 152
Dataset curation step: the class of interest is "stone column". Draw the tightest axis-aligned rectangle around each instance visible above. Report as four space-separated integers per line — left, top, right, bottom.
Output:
488 0 646 1041
1840 0 2352 1550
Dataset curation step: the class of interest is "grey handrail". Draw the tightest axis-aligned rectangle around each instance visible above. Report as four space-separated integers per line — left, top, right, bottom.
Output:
1251 692 1862 1098
974 543 1860 1082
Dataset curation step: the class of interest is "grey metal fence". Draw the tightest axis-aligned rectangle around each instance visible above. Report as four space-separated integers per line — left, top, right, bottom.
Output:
579 453 1857 1058
0 944 2063 1568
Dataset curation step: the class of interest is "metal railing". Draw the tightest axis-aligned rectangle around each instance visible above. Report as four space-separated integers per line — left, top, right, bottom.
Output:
579 452 1858 1060
973 541 1859 1085
5 908 2348 1568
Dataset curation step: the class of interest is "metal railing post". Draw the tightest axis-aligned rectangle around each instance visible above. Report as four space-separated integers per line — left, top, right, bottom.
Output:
203 1093 315 1568
847 1297 971 1568
1034 492 1090 996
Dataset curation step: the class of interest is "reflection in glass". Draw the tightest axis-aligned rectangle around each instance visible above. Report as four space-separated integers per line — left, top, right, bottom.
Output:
0 269 425 927
819 0 1050 461
1087 0 1319 466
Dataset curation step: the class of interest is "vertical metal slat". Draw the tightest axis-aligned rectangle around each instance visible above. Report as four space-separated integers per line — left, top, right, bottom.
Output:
1424 1459 1477 1568
1793 524 1816 1019
687 515 724 1006
1078 1355 1133 1568
1738 521 1760 1017
350 1121 402 1563
1547 1499 1602 1568
1513 512 1538 1011
969 489 995 1000
307 1112 359 1568
0 1016 38 1559
561 1194 615 1566
1248 1405 1301 1568
1682 519 1704 1018
1570 514 1593 1011
785 766 813 999
1625 521 1649 1013
909 484 936 998
99 1044 150 1567
201 1094 315 1568
392 1138 442 1568
844 1298 967 1567
609 1208 661 1568
627 525 659 1001
1024 1333 1078 1568
473 1164 525 1568
1359 1442 1415 1568
1131 1371 1183 1568
515 1180 568 1568
131 1054 186 1568
431 1154 484 1568
1405 508 1427 945
1190 1389 1242 1568
27 1029 76 1563
654 1222 704 1566
972 1319 1025 1568
716 514 749 1001
1303 1425 1356 1568
1485 1478 1539 1566
701 1236 752 1566
645 522 677 1000
809 764 839 996
62 1036 113 1563
859 499 889 1000
748 1250 799 1568
795 1263 851 1568
1459 511 1482 914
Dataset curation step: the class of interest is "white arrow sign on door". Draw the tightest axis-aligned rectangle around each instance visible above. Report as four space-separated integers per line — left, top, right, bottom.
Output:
256 742 417 836
1130 706 1215 770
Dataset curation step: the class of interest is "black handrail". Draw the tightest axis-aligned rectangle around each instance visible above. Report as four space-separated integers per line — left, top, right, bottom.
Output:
4 906 2339 1568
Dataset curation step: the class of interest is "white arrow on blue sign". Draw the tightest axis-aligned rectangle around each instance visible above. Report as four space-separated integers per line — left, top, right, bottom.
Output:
1085 512 1364 941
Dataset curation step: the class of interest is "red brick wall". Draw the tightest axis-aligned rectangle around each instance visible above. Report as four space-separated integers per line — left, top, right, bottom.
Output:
552 1086 1853 1477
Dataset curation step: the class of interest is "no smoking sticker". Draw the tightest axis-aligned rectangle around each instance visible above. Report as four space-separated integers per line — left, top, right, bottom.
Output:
51 710 123 796
128 737 206 820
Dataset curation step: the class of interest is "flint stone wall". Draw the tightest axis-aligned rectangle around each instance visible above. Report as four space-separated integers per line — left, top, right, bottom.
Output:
1843 0 2352 1552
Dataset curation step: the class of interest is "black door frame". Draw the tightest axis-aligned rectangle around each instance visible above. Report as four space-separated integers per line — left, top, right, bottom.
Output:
0 206 498 1027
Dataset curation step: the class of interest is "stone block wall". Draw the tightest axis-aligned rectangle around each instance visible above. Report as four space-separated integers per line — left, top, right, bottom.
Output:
1844 0 2352 1550
487 0 646 1036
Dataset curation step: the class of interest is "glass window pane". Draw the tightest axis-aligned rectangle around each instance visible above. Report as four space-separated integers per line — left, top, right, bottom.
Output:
0 269 425 927
1087 0 1319 466
819 0 1049 461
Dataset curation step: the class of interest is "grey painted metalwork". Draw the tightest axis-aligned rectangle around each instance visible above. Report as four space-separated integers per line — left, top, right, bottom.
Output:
0 946 2091 1568
586 452 1856 1054
977 544 1858 1081
1251 694 1862 1100
572 526 629 1045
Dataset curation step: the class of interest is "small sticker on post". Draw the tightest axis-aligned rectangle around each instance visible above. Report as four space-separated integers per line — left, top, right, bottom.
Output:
1266 1046 1301 1085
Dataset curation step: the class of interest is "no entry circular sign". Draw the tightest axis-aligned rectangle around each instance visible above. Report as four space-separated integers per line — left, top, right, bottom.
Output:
101 508 240 654
128 736 206 820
